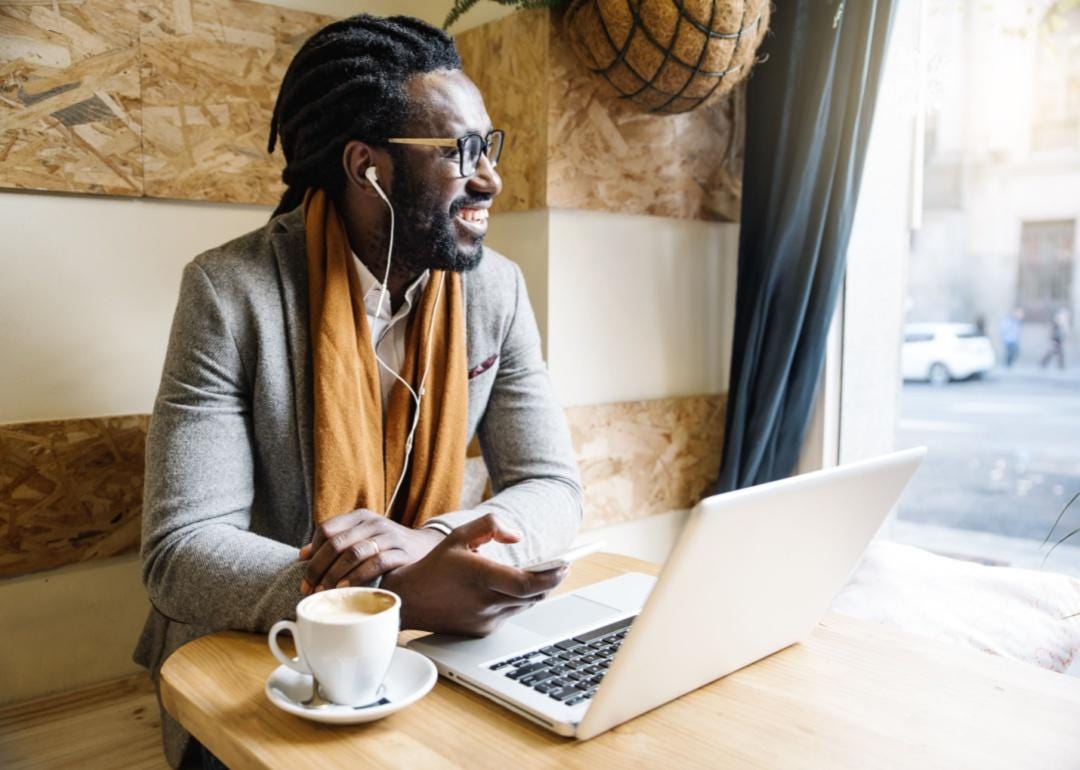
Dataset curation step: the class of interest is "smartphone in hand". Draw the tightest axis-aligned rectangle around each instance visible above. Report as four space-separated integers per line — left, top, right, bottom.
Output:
523 540 606 573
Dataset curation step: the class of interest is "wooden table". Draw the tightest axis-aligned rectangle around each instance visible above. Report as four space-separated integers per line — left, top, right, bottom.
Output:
160 553 1080 769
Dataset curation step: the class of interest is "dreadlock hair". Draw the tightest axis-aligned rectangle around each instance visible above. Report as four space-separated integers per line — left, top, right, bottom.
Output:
267 14 462 218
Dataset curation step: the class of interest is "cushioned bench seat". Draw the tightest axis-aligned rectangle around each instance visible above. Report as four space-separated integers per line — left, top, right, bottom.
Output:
832 541 1080 676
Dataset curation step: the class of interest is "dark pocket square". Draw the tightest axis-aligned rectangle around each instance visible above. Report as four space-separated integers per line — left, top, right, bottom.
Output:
468 354 498 379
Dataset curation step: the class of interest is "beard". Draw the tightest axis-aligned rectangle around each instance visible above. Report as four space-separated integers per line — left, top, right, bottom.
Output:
388 154 487 274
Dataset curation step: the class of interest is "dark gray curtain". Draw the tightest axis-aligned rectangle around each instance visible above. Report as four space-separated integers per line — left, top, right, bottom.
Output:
711 0 896 493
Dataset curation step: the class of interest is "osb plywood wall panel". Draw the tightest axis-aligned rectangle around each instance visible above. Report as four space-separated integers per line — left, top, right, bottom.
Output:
455 8 548 214
548 13 744 222
0 0 144 196
567 394 726 529
0 395 724 577
0 415 147 579
0 0 331 203
139 0 334 204
456 9 743 223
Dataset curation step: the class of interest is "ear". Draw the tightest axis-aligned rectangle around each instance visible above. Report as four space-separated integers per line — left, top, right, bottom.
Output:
342 140 386 199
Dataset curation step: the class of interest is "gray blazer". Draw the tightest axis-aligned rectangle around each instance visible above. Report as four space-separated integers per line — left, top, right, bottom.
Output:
134 206 582 767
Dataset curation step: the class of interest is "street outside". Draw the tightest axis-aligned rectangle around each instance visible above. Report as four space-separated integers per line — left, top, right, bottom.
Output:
894 350 1080 575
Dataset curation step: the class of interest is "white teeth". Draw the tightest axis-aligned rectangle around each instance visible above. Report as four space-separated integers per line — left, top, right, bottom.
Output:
459 208 489 224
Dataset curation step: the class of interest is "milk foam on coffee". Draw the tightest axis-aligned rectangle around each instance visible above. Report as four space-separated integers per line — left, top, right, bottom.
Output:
305 589 395 622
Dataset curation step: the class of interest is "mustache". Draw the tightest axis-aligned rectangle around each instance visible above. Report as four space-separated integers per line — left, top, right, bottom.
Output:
450 195 493 215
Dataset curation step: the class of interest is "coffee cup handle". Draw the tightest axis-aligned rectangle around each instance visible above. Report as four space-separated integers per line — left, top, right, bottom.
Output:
268 620 311 675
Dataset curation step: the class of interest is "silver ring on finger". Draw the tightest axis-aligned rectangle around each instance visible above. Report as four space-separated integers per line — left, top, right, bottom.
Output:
367 539 379 557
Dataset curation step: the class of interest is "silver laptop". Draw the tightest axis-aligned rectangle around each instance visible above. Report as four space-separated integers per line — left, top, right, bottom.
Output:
408 447 926 739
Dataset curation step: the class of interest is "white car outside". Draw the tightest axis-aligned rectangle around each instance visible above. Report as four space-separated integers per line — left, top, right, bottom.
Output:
901 323 997 385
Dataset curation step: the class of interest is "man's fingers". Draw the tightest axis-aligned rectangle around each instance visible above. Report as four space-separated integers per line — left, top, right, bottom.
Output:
470 599 543 636
483 561 568 600
449 513 522 551
319 538 383 590
318 510 378 538
308 514 354 555
335 548 409 588
303 523 387 593
493 599 541 621
308 509 383 556
302 516 399 596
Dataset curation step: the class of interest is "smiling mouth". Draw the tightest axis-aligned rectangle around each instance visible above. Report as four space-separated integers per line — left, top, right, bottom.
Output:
455 207 489 234
457 207 488 224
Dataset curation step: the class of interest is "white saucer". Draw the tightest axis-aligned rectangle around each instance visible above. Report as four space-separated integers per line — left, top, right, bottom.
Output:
265 647 437 725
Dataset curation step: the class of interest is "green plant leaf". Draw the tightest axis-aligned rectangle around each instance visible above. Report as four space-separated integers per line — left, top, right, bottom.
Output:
1041 526 1080 569
444 0 483 30
443 0 571 30
1040 491 1079 548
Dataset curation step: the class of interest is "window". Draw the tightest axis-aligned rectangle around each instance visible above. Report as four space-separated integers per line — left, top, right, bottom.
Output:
840 0 1080 579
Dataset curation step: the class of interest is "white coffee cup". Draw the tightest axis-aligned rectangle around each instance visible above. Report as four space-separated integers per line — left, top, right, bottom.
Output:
268 587 400 706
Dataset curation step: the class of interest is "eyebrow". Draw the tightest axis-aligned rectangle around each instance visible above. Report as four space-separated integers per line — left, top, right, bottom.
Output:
390 125 496 141
439 124 494 137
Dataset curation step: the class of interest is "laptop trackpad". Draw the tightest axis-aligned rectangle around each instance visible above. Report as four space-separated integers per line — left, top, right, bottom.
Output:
510 595 620 638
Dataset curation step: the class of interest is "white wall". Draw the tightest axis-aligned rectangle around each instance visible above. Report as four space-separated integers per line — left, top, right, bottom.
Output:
1 195 273 422
574 508 691 565
546 210 737 406
490 208 738 407
485 209 550 358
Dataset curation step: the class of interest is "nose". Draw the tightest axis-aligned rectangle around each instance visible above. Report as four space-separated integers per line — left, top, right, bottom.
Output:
468 152 502 199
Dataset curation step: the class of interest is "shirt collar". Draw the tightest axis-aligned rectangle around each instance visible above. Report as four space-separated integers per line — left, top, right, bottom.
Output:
352 252 430 320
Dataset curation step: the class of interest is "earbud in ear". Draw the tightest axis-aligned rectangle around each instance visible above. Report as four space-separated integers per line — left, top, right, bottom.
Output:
365 164 390 205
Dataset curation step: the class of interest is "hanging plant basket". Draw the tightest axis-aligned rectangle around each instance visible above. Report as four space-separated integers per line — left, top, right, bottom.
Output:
564 0 770 114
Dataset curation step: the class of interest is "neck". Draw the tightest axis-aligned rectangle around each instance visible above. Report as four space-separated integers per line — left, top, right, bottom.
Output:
340 194 421 313
358 249 422 314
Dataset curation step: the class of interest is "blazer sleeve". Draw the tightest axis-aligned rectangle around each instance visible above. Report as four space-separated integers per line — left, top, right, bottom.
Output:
423 263 584 567
140 261 305 631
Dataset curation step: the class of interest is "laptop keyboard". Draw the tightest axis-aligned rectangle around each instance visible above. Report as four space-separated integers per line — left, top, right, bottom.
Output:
487 617 634 707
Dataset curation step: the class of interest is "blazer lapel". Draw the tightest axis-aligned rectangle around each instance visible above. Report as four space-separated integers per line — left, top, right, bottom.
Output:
271 208 314 518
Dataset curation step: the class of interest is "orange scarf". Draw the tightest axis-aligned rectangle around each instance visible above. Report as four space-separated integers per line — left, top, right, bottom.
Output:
304 188 467 527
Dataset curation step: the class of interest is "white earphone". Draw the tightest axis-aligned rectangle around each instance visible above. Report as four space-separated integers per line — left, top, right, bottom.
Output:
364 163 445 514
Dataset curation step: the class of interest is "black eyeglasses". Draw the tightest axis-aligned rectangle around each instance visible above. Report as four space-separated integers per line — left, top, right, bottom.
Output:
387 129 504 178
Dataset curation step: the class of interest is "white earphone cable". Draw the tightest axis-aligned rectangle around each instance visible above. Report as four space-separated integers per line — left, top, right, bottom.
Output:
385 271 445 513
365 166 441 514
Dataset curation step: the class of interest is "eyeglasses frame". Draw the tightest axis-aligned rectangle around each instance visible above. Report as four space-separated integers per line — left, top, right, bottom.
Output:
386 129 504 178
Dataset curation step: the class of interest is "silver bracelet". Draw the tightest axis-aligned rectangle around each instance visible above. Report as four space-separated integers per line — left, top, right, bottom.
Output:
423 521 452 537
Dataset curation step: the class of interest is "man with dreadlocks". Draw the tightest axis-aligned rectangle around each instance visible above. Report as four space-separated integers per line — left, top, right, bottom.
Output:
135 14 582 767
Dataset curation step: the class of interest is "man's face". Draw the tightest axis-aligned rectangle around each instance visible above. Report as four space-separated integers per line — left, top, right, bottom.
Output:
385 69 502 274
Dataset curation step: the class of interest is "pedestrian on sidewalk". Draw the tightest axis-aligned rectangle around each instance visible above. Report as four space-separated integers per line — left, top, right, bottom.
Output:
999 307 1023 368
1040 307 1069 370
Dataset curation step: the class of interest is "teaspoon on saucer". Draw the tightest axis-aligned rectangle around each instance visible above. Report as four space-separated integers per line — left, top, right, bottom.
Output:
299 676 335 709
283 678 389 710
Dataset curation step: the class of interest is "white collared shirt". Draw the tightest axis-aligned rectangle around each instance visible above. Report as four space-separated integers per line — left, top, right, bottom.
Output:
352 256 453 537
352 254 430 416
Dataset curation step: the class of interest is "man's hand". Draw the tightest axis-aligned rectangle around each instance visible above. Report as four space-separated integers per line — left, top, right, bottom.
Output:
299 509 445 594
381 513 568 636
